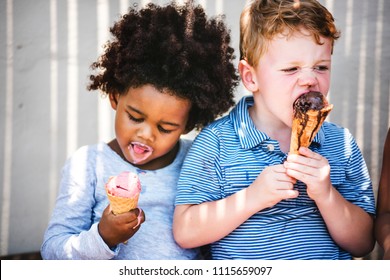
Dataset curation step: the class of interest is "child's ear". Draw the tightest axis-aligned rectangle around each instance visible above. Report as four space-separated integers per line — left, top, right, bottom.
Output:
109 93 119 110
238 60 258 92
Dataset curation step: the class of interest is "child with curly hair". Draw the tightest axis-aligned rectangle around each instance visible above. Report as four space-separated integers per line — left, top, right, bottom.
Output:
173 0 375 259
41 0 238 260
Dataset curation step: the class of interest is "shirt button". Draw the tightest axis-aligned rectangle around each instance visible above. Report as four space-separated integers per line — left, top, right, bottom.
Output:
266 144 275 151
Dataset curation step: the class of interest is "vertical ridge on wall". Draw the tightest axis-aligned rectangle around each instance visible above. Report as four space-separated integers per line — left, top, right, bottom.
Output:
49 0 59 217
66 0 78 157
370 0 385 191
355 0 368 151
96 0 113 143
1 0 13 256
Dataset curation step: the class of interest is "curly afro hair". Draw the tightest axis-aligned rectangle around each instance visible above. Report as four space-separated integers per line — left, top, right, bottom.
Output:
88 0 239 131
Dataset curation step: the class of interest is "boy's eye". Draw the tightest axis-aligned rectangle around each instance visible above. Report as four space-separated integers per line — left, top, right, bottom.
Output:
281 67 299 73
127 112 143 123
314 65 329 72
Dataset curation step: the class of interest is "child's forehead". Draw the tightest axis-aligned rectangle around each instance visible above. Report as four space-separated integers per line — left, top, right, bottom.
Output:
260 33 332 62
273 27 319 41
267 29 330 49
125 85 189 105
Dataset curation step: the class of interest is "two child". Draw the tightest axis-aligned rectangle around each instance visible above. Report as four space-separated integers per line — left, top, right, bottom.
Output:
42 0 378 260
173 0 376 259
41 0 238 259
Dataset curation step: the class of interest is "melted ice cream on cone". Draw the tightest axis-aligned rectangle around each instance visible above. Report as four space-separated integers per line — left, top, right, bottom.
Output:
289 91 333 154
105 171 141 215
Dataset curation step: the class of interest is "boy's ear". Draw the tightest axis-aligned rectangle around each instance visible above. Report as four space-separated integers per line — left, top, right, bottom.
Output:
238 60 258 92
109 93 119 110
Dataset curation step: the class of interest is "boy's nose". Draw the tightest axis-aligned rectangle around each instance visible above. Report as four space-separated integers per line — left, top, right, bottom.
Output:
297 69 318 87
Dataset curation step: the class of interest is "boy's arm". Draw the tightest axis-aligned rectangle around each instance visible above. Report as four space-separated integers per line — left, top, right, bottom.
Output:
285 146 375 257
375 128 390 259
174 186 259 248
314 186 375 257
173 165 298 249
174 126 297 249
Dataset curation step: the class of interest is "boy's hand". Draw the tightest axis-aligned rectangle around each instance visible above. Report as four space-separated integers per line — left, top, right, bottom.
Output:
98 206 145 248
284 147 332 201
250 164 298 209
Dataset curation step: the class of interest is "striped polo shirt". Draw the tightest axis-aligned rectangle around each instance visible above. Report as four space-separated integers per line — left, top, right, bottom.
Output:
175 95 375 259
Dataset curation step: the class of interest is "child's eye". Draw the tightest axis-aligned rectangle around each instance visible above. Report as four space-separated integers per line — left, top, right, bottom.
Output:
314 65 329 72
281 67 299 73
127 112 143 123
158 126 173 134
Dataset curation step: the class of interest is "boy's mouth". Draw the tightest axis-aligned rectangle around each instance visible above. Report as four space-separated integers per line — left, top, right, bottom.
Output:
128 142 154 164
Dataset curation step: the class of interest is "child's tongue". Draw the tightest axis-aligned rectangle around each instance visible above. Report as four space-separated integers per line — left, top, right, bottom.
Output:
129 142 153 164
133 144 148 154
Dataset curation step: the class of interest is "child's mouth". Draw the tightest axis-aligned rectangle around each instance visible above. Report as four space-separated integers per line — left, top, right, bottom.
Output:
128 142 154 164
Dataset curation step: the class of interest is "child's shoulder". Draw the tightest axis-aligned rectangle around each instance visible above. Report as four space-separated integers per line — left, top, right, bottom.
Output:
64 142 112 166
69 142 105 157
191 115 232 143
203 114 232 132
323 121 354 139
180 138 193 153
322 122 360 153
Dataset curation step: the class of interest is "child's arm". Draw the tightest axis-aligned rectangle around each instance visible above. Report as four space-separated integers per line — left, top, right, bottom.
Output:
173 164 298 248
375 128 390 259
285 147 375 257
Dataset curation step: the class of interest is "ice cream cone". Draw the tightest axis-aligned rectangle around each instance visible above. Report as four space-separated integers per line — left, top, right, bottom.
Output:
104 171 141 215
289 104 333 154
105 190 139 215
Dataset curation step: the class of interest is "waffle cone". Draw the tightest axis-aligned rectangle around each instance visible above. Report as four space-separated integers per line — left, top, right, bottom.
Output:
105 190 139 215
289 104 333 154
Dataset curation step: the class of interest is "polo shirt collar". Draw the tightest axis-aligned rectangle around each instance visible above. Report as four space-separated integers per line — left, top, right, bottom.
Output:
230 95 326 150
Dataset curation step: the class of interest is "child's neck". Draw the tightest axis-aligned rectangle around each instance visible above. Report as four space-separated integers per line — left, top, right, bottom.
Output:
248 106 291 153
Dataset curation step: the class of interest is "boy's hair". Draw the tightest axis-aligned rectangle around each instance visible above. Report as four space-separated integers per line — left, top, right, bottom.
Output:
240 0 341 66
88 0 239 131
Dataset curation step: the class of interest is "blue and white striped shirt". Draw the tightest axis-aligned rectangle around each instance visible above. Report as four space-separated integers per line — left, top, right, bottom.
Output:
175 95 375 259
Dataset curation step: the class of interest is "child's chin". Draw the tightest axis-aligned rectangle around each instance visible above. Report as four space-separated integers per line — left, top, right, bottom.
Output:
128 146 153 164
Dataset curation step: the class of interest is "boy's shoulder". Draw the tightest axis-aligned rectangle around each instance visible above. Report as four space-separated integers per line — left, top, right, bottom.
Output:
322 121 352 138
193 115 233 142
321 121 359 152
204 114 232 131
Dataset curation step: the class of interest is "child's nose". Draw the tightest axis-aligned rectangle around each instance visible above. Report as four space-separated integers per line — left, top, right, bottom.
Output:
137 125 155 142
297 69 318 87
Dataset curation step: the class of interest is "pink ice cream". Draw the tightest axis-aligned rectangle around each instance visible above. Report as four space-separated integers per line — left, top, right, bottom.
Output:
105 171 141 198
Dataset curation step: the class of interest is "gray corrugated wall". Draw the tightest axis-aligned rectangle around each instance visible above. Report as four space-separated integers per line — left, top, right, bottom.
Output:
0 0 389 259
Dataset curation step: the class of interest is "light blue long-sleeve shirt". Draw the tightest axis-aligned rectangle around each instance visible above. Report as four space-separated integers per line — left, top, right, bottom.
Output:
41 139 200 260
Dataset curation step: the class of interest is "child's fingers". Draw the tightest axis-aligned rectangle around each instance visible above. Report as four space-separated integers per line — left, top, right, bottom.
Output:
287 148 325 168
284 189 299 199
132 208 145 229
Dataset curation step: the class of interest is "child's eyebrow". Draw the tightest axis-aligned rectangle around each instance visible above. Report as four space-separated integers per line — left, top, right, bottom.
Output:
127 105 144 115
285 59 331 65
126 105 180 127
316 59 331 63
160 121 180 127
